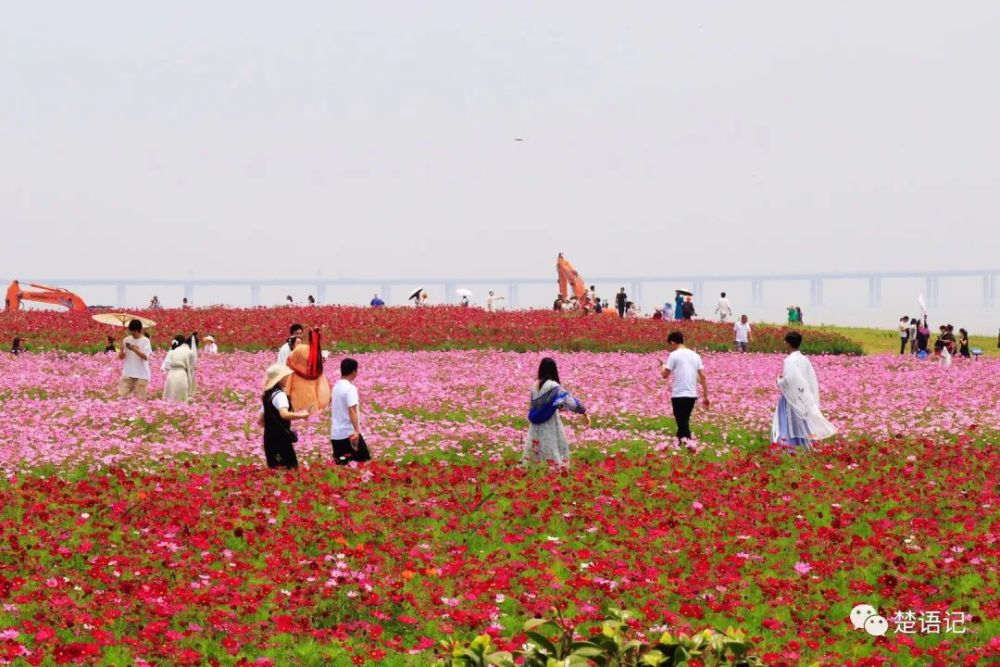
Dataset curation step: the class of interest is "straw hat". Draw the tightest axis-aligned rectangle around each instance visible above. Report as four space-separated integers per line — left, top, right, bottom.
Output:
204 335 215 342
262 364 294 391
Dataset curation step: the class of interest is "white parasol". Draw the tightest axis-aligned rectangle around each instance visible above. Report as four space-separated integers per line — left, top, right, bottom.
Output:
92 312 157 328
455 288 473 298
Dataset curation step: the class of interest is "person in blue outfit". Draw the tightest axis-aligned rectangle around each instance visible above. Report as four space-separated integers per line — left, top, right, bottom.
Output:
523 357 590 466
674 291 685 320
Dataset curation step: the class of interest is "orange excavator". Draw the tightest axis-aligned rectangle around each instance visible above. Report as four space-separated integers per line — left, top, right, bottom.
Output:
556 253 593 311
5 280 88 312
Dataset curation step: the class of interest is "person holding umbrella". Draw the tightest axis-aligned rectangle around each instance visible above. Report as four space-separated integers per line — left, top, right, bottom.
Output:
408 287 425 306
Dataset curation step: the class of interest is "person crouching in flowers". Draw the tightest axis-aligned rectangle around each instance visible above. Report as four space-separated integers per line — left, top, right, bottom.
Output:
772 331 836 452
257 364 315 469
523 357 590 466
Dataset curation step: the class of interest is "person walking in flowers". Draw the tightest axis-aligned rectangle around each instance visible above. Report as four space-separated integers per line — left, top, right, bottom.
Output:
772 331 836 452
523 357 590 466
257 364 315 469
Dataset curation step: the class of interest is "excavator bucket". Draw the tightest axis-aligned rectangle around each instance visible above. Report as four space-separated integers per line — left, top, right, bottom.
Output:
556 254 593 310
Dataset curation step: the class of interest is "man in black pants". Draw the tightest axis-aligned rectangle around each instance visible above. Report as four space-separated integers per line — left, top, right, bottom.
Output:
659 331 710 446
615 287 628 318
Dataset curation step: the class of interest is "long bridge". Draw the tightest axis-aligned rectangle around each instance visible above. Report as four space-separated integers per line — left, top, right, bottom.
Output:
9 269 998 309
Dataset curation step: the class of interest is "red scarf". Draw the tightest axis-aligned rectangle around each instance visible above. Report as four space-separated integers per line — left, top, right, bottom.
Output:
307 329 322 377
288 329 324 380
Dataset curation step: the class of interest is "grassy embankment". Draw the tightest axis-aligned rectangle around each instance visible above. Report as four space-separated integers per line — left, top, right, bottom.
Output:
804 324 999 357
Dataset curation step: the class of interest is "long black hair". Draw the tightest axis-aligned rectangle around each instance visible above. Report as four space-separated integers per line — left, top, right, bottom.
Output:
171 334 186 350
537 357 560 385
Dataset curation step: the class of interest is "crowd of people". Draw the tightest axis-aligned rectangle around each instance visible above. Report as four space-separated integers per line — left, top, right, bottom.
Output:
898 315 977 366
259 323 369 468
536 328 835 458
7 302 995 469
96 313 837 467
108 320 219 401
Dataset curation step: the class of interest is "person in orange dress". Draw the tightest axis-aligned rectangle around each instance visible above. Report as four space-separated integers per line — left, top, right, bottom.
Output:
284 329 332 412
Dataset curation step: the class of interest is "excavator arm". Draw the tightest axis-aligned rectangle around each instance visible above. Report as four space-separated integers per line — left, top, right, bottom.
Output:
556 254 593 310
5 281 88 312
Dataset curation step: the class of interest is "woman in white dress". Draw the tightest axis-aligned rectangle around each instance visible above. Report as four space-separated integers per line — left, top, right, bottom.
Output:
523 357 590 466
161 335 194 402
771 331 836 452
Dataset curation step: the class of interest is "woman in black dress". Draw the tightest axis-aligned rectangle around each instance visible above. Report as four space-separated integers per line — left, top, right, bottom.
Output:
257 364 314 469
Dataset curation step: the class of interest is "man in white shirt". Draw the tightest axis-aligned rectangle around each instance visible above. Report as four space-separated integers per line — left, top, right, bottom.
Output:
734 315 752 352
117 319 152 399
486 291 505 312
715 292 733 322
276 323 304 366
330 357 370 465
659 331 710 446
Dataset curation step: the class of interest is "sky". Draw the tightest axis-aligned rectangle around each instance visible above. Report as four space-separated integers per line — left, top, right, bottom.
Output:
1 2 998 329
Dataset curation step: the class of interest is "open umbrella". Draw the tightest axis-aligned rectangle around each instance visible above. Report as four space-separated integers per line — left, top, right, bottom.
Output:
455 288 473 298
92 312 157 328
408 287 424 301
674 289 693 296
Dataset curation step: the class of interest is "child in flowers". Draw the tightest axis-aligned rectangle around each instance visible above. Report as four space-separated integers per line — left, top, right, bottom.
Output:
771 331 836 452
523 357 590 466
257 364 314 469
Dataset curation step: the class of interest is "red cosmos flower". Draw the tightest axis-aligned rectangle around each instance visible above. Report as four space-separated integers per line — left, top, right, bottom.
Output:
52 641 100 664
0 305 860 354
272 615 295 632
678 603 705 620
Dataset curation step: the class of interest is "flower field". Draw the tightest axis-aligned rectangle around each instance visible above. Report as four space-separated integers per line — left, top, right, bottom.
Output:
0 306 862 355
1 345 998 664
1 351 997 472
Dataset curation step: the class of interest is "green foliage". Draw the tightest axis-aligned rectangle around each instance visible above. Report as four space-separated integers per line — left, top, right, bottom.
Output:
437 608 766 666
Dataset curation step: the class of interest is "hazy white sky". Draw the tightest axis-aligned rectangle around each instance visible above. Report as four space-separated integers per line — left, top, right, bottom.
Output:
2 1 998 289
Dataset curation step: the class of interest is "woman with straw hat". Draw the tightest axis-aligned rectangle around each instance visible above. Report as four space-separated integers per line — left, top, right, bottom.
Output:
257 364 314 469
